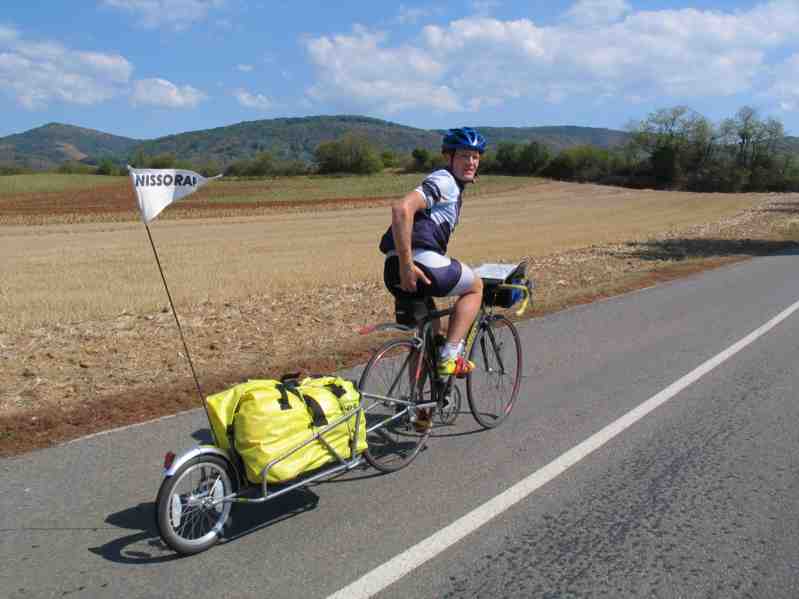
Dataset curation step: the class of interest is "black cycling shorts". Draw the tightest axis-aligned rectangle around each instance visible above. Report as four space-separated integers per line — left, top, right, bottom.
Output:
383 250 475 299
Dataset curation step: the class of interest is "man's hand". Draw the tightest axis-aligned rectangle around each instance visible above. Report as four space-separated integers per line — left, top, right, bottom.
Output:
399 262 431 293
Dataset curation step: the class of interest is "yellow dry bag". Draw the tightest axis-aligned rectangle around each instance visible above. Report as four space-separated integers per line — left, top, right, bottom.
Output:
205 377 366 484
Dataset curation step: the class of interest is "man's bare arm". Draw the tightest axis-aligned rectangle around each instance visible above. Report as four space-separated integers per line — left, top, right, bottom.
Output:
390 190 431 292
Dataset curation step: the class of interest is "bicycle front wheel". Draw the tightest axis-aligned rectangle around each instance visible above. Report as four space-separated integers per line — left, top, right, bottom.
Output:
359 339 432 472
466 315 522 428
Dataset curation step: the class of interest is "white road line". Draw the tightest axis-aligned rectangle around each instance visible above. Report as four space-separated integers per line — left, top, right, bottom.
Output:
327 297 799 599
63 411 184 446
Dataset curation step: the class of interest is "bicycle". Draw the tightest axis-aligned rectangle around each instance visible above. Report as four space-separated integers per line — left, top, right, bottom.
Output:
358 260 534 473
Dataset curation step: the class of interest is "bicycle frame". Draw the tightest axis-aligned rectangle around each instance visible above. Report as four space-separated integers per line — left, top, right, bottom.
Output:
398 279 531 404
207 281 531 500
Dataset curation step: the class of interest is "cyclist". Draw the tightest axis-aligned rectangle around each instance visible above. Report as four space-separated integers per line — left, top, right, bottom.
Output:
379 127 486 427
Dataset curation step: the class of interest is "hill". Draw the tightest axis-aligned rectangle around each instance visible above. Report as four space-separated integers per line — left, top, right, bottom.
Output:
134 115 442 165
465 125 629 152
0 116 631 170
778 136 799 154
0 123 140 170
134 117 631 164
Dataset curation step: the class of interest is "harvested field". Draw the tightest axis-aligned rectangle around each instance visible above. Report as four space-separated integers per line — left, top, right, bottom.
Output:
2 175 799 456
0 173 534 225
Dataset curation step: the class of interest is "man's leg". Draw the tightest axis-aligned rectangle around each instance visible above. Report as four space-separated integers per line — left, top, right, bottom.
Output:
445 276 483 344
437 276 483 377
403 251 481 376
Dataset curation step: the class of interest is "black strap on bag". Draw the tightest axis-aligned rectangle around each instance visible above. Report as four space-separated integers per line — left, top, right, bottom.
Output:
278 373 304 412
274 383 292 411
301 393 329 427
324 383 346 398
229 383 293 427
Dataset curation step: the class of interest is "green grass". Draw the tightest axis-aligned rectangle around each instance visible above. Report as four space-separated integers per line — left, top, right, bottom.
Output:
0 172 543 201
0 172 547 223
0 174 127 194
191 173 543 204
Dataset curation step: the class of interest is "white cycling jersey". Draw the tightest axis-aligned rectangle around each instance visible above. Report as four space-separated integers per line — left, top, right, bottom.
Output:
379 168 464 255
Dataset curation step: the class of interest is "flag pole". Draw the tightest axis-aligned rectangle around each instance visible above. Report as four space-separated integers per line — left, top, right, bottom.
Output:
144 222 217 444
128 165 222 445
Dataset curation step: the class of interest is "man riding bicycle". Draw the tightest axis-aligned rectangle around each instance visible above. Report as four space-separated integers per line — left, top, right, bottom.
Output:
380 127 486 419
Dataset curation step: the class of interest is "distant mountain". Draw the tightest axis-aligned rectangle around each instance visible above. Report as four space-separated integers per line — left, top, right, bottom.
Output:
135 117 631 164
0 123 140 170
475 125 630 152
779 136 799 154
0 116 632 170
134 115 442 164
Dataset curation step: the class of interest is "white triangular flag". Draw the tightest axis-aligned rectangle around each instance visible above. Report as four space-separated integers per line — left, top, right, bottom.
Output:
128 166 221 223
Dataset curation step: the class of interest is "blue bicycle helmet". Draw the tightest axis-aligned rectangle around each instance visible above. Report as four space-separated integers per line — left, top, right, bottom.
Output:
441 127 487 154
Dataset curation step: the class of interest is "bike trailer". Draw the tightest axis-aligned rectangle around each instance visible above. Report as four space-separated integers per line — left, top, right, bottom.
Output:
205 376 367 484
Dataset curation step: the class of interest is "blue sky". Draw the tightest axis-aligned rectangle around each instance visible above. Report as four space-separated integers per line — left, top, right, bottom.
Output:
3 0 799 139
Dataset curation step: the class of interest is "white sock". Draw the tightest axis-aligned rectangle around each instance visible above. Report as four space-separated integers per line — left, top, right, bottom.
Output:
439 341 464 361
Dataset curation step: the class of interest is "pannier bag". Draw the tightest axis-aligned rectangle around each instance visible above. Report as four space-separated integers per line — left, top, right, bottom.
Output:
479 261 529 308
205 376 367 484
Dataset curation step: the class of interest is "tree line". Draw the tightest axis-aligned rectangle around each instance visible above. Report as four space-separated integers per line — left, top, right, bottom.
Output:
10 105 799 193
473 105 799 193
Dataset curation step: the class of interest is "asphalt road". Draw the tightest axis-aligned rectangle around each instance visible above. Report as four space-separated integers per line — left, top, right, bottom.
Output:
3 251 799 599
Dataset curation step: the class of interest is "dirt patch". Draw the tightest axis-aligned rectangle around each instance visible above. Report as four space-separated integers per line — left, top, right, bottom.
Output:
56 142 87 162
0 186 396 224
2 191 799 457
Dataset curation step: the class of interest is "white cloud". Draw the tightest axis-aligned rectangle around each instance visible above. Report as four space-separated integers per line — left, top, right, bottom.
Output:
102 0 226 30
0 25 213 111
304 1 799 116
304 26 459 113
565 0 631 26
131 78 206 108
767 54 799 112
236 64 253 72
0 25 132 109
233 88 271 110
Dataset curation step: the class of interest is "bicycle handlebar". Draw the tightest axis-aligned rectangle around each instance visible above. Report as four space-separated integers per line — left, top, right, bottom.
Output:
495 281 533 316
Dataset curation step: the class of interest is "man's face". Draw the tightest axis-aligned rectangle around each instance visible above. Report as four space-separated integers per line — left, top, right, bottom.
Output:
450 149 480 182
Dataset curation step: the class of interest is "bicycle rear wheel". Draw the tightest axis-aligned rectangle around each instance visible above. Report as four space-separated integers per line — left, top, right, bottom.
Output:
359 339 432 472
435 380 462 426
466 315 522 428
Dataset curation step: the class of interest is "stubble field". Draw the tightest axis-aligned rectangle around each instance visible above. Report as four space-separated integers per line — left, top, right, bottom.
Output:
2 173 798 455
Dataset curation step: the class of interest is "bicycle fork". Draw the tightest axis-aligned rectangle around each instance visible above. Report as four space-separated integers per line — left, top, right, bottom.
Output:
478 320 507 376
